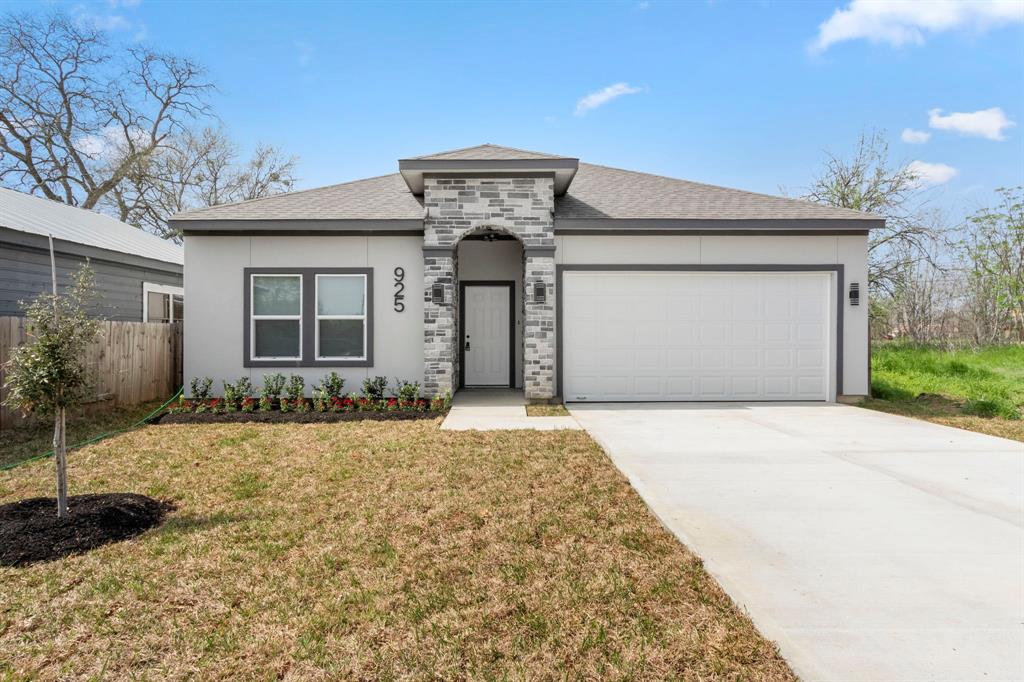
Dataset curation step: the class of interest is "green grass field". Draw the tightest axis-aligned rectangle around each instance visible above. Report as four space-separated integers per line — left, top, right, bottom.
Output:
865 343 1024 441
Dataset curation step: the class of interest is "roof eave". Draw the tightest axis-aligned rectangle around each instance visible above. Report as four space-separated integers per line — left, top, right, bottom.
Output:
554 217 885 234
174 218 424 235
398 158 579 195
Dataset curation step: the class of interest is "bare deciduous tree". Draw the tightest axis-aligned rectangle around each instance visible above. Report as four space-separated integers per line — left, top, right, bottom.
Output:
0 12 212 212
802 131 938 295
107 127 297 240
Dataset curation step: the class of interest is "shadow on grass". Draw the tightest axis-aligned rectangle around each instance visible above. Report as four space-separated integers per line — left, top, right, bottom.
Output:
153 511 245 539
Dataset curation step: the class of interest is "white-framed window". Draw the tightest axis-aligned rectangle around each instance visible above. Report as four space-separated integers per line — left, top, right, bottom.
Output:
143 282 184 323
315 273 367 360
250 274 302 361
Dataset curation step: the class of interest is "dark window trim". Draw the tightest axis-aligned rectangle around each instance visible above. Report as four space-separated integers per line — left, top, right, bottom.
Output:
243 267 374 368
459 280 516 389
555 264 844 401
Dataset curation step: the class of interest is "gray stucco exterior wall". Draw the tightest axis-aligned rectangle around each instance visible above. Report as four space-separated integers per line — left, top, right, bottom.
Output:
1 229 183 320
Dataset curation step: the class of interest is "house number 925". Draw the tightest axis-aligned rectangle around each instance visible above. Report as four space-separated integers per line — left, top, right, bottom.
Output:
393 267 405 312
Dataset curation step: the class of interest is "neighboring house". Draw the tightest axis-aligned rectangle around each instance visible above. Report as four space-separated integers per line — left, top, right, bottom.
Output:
0 188 183 322
170 144 882 403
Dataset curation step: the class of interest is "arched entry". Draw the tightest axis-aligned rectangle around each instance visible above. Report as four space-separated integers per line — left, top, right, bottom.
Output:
456 226 525 389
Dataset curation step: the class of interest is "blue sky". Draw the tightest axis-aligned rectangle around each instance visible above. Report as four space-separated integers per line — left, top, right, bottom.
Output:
22 0 1024 221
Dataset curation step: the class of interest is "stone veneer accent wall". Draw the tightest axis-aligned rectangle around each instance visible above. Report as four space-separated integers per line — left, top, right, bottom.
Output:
422 175 556 400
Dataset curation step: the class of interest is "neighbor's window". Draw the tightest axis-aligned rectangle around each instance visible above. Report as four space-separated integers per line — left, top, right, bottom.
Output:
251 274 302 360
143 282 184 323
316 274 367 360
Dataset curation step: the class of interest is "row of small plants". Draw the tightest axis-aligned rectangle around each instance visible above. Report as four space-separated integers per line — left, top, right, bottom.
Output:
171 373 451 414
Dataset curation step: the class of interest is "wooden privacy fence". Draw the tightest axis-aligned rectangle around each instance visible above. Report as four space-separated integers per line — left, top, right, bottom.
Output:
0 318 182 431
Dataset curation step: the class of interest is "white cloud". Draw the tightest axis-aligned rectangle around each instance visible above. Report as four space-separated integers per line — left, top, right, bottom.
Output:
908 160 958 187
574 82 644 116
811 0 1024 52
900 128 931 144
638 1 650 9
928 107 1016 140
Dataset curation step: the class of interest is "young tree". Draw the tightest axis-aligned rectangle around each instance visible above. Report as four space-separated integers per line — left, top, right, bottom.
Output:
2 262 102 518
802 131 939 295
0 12 212 213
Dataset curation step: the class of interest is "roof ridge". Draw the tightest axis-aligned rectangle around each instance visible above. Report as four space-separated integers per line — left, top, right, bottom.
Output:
406 143 573 161
172 172 404 219
576 162 880 220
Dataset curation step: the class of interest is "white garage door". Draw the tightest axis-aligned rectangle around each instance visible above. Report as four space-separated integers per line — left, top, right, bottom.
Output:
562 271 832 401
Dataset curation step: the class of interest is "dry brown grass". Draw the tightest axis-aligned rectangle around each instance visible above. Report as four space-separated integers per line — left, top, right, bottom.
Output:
525 404 571 417
862 399 1024 443
0 420 795 681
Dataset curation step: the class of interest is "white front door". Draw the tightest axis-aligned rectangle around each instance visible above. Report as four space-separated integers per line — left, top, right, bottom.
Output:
562 271 833 401
464 285 511 386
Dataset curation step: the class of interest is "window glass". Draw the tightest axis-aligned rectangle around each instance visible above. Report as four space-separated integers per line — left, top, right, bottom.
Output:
318 319 364 358
254 319 300 358
317 276 364 315
253 276 301 315
172 295 184 322
147 291 170 323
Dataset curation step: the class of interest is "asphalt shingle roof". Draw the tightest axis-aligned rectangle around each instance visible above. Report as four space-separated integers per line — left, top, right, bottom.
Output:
171 145 880 225
557 163 875 221
0 187 184 264
406 143 573 161
171 173 423 222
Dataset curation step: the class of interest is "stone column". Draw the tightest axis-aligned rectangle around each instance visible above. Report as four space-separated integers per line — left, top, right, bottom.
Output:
423 250 457 397
523 252 556 401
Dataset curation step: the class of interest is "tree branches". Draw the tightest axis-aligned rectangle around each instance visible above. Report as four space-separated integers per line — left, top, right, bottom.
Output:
0 11 297 240
0 12 212 210
802 131 939 295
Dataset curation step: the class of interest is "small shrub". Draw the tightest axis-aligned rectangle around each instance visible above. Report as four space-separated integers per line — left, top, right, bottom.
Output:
312 388 329 412
262 373 286 399
258 395 273 412
294 397 310 413
362 376 389 401
223 378 254 411
279 398 291 413
315 372 346 399
396 379 420 403
285 374 305 401
190 376 213 401
240 396 256 413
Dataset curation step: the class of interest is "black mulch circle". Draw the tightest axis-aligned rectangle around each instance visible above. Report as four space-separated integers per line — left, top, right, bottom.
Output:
0 493 173 567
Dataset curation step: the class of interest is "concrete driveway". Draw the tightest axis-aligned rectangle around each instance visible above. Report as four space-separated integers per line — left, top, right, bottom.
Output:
570 403 1023 682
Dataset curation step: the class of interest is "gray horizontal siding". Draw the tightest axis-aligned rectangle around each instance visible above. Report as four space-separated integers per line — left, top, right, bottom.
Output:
1 239 182 321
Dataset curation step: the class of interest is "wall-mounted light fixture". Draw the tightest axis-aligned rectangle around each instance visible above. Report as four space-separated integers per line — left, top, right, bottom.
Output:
431 283 445 305
849 282 860 306
534 283 547 303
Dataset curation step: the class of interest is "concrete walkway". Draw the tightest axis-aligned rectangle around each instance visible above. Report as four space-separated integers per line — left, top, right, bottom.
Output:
571 402 1024 682
440 389 580 431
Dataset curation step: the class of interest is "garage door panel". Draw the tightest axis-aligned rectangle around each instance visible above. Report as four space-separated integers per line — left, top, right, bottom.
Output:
563 272 832 401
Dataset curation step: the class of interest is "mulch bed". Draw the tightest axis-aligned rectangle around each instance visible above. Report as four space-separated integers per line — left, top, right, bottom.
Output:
154 410 443 425
0 493 172 567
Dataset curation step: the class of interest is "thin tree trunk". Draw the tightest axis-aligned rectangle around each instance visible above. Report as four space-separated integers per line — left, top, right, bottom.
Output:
54 408 67 518
48 235 68 519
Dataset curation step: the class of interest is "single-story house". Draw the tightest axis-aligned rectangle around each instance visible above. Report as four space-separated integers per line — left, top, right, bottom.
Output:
0 187 184 322
170 144 881 403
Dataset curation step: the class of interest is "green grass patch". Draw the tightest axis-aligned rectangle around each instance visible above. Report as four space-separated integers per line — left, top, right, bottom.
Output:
0 399 170 469
870 343 1024 420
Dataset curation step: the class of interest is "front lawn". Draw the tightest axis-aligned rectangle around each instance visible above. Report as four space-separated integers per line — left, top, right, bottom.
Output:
0 399 168 470
866 343 1024 441
0 421 793 680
